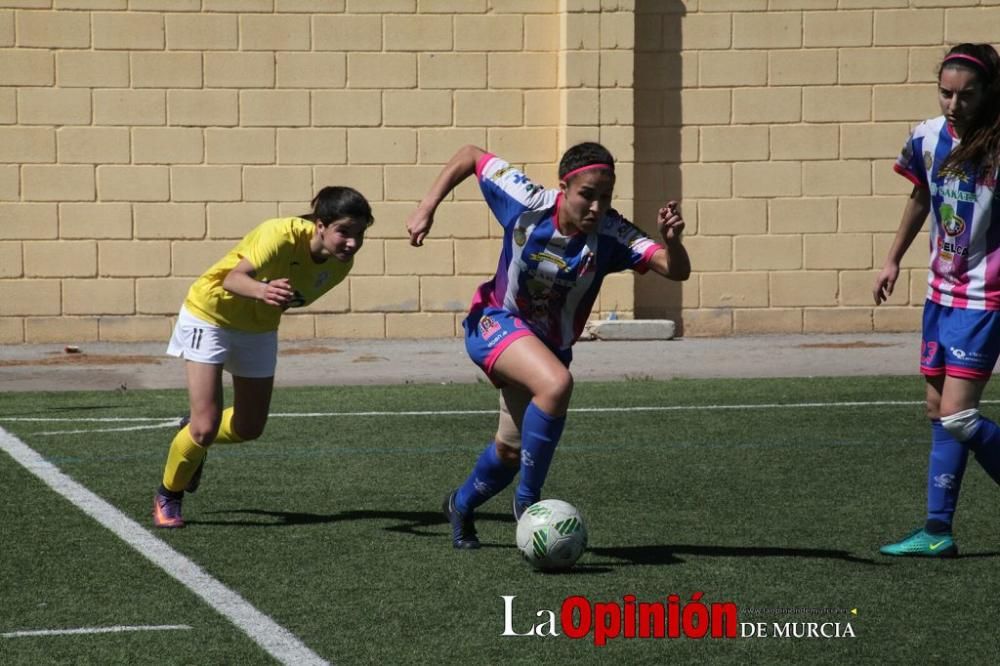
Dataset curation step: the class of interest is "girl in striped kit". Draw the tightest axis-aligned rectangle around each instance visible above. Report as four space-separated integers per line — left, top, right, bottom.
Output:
407 142 690 549
875 43 1000 557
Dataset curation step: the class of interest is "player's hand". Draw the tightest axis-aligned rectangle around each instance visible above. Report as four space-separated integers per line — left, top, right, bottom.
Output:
657 201 684 244
406 208 434 247
261 277 294 308
873 265 899 305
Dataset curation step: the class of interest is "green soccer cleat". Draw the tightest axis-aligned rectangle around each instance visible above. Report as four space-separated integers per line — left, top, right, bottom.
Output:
879 528 957 558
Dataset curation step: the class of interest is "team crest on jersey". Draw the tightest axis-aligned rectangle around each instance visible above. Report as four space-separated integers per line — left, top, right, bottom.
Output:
284 289 307 309
314 271 330 288
923 151 933 172
514 226 527 247
939 204 966 237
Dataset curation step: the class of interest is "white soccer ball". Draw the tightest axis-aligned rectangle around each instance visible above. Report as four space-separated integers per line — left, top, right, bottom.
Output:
515 499 588 572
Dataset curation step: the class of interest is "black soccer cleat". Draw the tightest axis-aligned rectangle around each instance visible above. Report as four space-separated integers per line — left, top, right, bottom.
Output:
442 490 480 550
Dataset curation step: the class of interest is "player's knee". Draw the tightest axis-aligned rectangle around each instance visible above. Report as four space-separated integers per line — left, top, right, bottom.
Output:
235 419 266 441
941 408 982 442
494 440 521 467
536 370 573 409
188 419 220 446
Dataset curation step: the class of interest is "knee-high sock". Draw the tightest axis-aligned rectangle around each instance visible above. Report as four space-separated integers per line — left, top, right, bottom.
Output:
515 402 566 508
926 419 969 528
455 443 518 514
967 417 1000 485
161 408 244 492
212 407 245 445
162 426 207 493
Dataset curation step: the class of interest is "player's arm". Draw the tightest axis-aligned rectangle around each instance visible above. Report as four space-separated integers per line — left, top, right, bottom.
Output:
407 144 487 247
222 258 294 308
647 202 691 281
873 185 930 305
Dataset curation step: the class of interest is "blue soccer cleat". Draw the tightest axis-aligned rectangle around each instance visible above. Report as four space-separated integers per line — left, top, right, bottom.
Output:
442 490 480 550
513 495 532 522
879 528 957 558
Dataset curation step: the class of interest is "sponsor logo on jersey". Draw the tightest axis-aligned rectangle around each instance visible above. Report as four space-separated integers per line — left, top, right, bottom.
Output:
935 185 977 203
491 165 514 181
936 236 968 258
529 251 568 271
479 315 502 338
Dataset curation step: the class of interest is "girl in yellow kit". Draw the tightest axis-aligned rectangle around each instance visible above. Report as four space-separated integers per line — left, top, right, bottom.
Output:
153 186 373 528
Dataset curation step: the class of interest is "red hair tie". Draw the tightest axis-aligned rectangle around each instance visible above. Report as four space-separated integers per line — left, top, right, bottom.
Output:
944 53 988 71
561 163 613 182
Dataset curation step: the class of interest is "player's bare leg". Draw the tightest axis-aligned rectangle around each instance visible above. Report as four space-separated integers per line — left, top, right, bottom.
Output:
491 336 572 515
153 362 223 528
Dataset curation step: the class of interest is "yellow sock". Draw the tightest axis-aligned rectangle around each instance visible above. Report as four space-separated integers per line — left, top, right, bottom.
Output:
161 408 245 491
161 426 207 492
213 407 245 445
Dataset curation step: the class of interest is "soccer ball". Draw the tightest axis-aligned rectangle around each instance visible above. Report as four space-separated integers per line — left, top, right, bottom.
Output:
515 499 588 572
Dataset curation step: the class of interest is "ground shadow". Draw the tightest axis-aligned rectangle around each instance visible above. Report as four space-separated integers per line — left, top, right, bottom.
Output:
590 543 887 566
186 508 907 567
187 507 512 538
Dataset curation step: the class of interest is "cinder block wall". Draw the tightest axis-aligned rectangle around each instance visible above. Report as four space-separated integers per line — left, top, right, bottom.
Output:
0 0 993 343
637 0 998 336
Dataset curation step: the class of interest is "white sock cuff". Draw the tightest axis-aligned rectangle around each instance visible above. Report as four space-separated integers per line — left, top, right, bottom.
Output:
941 408 981 442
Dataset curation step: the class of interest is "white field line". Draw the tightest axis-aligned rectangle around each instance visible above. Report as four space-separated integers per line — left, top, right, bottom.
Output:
266 399 929 417
0 397 946 424
0 417 180 422
3 624 192 638
0 427 329 666
7 396 1000 426
12 397 1000 436
32 422 179 436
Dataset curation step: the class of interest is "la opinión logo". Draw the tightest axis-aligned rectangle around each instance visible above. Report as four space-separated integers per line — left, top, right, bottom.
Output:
501 593 739 645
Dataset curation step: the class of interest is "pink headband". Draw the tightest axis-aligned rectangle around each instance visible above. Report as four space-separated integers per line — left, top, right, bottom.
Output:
561 163 613 181
944 53 988 71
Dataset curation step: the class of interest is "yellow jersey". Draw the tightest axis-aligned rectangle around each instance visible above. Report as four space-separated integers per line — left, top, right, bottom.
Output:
184 217 352 332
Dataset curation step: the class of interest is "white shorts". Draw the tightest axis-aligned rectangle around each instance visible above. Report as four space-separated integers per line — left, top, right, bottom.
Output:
166 305 278 378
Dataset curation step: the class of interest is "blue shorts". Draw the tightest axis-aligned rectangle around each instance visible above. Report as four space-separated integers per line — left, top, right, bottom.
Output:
921 300 1000 380
463 307 571 386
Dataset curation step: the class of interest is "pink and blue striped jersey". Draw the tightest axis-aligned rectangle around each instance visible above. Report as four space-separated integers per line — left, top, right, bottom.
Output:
471 153 662 350
894 115 1000 310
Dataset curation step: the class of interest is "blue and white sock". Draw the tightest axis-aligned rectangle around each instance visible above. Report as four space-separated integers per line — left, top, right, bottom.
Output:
455 442 518 514
514 402 566 509
925 419 969 533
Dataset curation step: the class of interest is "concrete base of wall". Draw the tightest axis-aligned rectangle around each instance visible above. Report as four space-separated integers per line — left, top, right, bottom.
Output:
587 319 676 340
